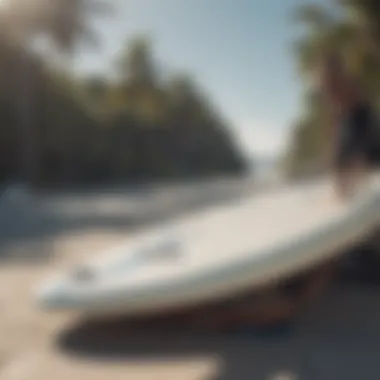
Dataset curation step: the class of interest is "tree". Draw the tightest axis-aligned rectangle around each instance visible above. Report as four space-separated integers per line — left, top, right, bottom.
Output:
0 0 112 185
287 0 380 177
114 35 167 125
116 36 158 86
0 25 247 184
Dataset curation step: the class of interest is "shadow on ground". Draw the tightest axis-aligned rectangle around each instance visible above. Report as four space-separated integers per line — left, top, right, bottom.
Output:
57 279 380 380
58 315 306 380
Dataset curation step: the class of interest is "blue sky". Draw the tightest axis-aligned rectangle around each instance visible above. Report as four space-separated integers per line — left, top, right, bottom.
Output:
75 0 309 159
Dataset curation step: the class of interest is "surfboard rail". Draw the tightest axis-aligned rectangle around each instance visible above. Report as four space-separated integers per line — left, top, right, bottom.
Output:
36 174 380 317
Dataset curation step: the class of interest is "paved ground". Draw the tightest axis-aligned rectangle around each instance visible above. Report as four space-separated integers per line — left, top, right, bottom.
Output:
0 179 380 380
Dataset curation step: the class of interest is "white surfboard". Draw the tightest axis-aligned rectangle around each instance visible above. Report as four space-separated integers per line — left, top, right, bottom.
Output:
35 174 380 317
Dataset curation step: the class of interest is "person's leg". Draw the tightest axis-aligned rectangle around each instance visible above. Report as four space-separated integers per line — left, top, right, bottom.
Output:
334 167 350 199
348 113 375 195
331 113 353 200
332 142 354 200
349 104 377 194
332 104 372 200
334 153 372 200
350 154 371 194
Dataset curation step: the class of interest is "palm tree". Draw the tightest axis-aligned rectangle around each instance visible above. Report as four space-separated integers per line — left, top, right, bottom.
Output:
337 0 380 49
115 36 168 126
1 0 112 185
39 0 112 55
287 0 380 177
116 35 157 87
287 3 368 175
294 2 380 81
41 0 112 182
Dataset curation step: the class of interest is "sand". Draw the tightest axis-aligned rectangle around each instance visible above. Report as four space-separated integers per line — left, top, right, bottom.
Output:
0 181 380 380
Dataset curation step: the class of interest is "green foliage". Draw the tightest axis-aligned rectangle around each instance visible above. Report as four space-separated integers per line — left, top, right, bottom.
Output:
0 31 247 186
287 0 380 177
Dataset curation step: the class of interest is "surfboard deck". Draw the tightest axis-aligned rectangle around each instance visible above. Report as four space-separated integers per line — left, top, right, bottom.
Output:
36 174 380 317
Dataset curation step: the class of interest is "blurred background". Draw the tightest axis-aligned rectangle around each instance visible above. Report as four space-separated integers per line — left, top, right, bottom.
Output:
1 0 375 189
1 0 377 192
1 1 380 379
0 0 348 191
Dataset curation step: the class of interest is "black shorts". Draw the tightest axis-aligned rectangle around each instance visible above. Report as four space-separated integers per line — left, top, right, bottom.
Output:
335 102 378 171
